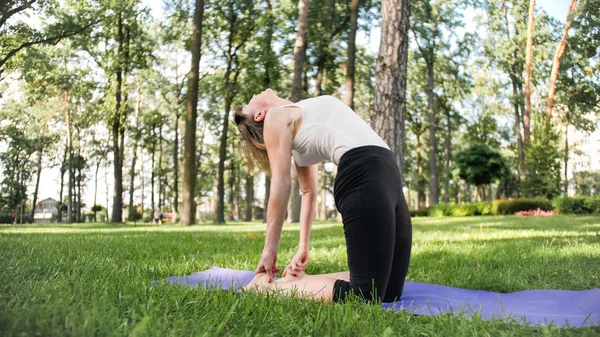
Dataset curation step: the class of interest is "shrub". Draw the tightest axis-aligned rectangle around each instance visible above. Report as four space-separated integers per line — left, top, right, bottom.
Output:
492 198 553 215
409 208 429 217
553 196 600 214
420 202 493 217
428 204 449 217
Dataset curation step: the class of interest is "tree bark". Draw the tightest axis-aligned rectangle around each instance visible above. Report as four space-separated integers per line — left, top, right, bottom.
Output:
287 0 310 223
416 133 426 208
30 142 43 219
344 0 360 110
291 0 309 102
93 159 100 222
64 91 74 223
564 107 570 196
172 110 180 214
546 0 577 119
77 162 82 222
443 106 451 204
511 75 525 181
319 163 327 220
58 144 66 223
111 11 124 223
180 0 205 225
524 0 535 147
263 175 270 223
373 0 411 184
128 76 142 221
227 157 235 220
425 58 438 205
151 129 156 214
158 126 164 210
244 175 254 221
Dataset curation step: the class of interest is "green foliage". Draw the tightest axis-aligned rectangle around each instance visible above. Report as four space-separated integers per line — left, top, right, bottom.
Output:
454 143 510 187
492 198 553 215
552 196 600 215
417 202 493 217
570 171 600 196
522 120 562 199
91 205 104 212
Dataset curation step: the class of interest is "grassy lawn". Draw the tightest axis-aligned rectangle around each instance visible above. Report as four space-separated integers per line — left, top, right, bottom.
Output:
1 215 599 336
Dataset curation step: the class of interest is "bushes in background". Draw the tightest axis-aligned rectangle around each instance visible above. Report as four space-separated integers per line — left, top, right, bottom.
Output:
409 197 600 217
426 202 493 217
553 196 600 214
492 198 553 215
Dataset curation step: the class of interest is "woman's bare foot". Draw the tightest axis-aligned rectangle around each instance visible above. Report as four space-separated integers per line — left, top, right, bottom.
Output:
243 273 271 291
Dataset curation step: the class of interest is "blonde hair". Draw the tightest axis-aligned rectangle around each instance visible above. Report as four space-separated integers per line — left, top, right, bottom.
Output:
234 105 271 176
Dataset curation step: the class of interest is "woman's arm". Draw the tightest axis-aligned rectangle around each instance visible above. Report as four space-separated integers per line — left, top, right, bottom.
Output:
257 108 295 282
296 164 318 251
282 164 317 277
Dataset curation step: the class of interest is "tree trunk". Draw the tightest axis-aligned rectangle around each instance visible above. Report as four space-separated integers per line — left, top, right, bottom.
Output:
64 91 74 223
244 175 254 221
564 107 570 196
263 176 270 223
58 145 66 223
426 59 438 205
181 0 205 225
546 0 577 119
77 164 82 222
287 0 309 223
261 1 274 224
227 157 235 221
373 0 411 184
511 76 525 181
105 161 110 221
151 132 156 214
344 0 359 110
30 142 43 220
128 76 142 221
524 0 535 147
172 110 180 214
111 11 124 223
416 134 426 208
291 0 309 103
140 151 145 218
443 107 451 204
319 163 327 220
215 57 235 224
94 159 100 222
235 160 241 220
158 126 164 209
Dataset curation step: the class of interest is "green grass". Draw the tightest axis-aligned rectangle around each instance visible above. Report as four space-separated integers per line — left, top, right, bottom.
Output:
1 215 599 336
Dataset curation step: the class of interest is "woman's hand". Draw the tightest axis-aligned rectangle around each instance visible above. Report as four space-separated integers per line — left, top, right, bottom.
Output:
282 248 309 278
255 248 280 283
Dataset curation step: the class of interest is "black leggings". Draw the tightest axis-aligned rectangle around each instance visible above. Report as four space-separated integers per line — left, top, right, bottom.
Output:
332 146 412 303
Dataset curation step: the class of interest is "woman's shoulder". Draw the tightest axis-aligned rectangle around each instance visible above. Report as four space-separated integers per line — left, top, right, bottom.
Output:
264 104 302 128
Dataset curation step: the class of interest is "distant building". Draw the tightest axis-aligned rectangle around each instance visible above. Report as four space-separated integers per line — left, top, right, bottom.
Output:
565 116 600 196
34 198 59 222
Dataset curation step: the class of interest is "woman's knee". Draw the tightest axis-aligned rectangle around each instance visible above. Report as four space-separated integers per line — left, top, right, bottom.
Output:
332 279 384 303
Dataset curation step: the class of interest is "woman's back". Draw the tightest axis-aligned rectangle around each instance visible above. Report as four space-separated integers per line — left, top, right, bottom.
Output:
291 95 389 166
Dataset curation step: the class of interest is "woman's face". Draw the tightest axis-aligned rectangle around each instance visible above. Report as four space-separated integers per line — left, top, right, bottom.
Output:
243 88 278 122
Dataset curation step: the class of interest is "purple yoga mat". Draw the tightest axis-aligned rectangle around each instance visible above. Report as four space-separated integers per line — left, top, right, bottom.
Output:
162 266 600 328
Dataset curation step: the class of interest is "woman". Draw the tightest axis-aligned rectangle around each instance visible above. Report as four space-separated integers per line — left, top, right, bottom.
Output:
235 88 412 304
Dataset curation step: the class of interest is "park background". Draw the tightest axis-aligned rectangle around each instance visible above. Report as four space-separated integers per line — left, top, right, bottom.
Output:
0 0 599 224
1 1 600 336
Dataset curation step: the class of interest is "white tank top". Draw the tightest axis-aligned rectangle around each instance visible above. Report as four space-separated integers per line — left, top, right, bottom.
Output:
287 95 390 166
